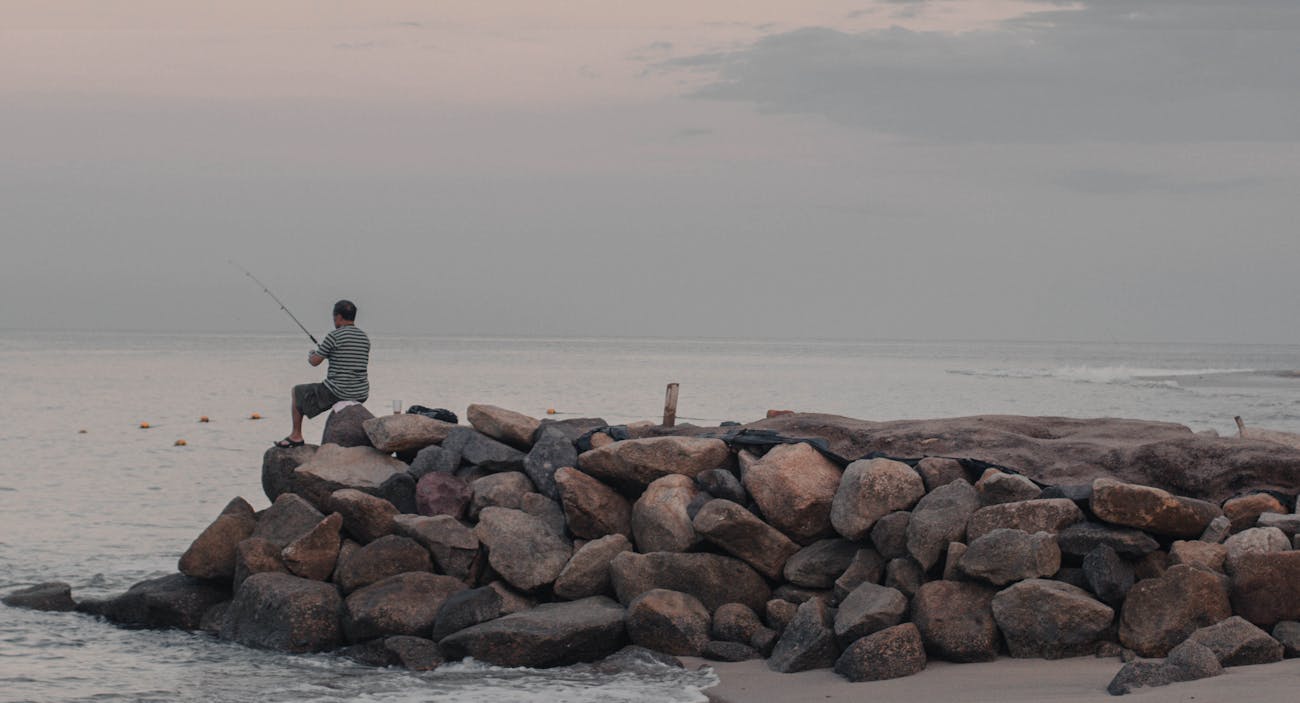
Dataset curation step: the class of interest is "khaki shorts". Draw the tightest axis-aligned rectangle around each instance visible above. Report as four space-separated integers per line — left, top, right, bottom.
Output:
293 382 339 419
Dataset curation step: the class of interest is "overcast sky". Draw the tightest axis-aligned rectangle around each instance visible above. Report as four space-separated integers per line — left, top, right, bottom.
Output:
4 1 1297 343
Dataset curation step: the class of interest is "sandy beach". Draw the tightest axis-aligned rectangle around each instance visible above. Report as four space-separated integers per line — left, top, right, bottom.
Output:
687 656 1300 703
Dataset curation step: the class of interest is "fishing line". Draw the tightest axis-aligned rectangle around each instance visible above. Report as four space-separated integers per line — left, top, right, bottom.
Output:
229 260 319 345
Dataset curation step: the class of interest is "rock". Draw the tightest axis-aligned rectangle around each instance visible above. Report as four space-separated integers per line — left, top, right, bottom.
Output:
626 589 711 656
784 539 860 590
342 635 442 670
321 404 375 448
233 537 288 588
328 489 398 544
342 572 467 642
220 572 342 652
830 458 925 541
98 574 229 631
1119 564 1233 657
577 436 731 492
1272 621 1300 657
773 584 829 604
475 507 572 592
632 474 702 553
883 557 925 599
712 603 764 644
469 471 534 519
442 427 527 472
534 417 608 445
743 443 842 543
408 444 461 479
751 626 778 656
467 404 540 450
692 499 800 580
702 641 760 661
695 469 746 504
390 514 481 582
966 498 1084 542
1135 550 1170 580
767 598 839 673
380 472 417 514
833 623 926 682
2 582 75 612
1107 639 1223 695
178 508 256 581
975 469 1042 506
906 479 979 570
766 599 799 635
523 427 577 500
553 533 633 600
487 580 537 615
292 444 409 511
260 444 317 503
911 580 1001 662
431 586 503 640
942 543 967 581
833 582 908 648
992 579 1115 658
520 492 567 535
414 473 472 519
1168 540 1227 573
914 457 968 492
198 602 228 635
1229 551 1300 627
1224 526 1290 572
1186 615 1283 666
333 540 359 581
1222 493 1286 533
1039 483 1093 506
363 414 456 453
555 467 632 540
1083 544 1135 606
1257 512 1300 537
956 529 1060 586
1201 515 1232 543
610 551 771 612
438 596 628 668
832 549 885 603
1091 478 1222 539
870 511 911 560
334 534 432 594
281 512 343 581
252 493 325 549
1056 521 1160 558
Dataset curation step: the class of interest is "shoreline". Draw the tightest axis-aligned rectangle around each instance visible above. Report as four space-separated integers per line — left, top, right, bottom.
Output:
686 655 1300 703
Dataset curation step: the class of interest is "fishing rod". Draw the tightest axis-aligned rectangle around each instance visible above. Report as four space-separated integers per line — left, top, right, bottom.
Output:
229 260 319 345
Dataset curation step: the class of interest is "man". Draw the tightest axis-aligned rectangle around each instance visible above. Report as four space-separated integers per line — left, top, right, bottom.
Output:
276 299 370 447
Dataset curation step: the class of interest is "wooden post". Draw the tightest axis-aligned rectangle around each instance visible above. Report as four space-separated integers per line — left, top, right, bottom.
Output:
1235 416 1246 437
663 382 679 427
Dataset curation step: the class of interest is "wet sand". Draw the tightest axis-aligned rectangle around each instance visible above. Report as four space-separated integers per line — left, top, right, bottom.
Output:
686 656 1300 703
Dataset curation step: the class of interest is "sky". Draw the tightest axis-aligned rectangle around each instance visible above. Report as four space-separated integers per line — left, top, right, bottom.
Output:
3 0 1298 343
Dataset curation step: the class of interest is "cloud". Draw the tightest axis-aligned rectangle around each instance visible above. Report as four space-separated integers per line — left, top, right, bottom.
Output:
673 0 1300 143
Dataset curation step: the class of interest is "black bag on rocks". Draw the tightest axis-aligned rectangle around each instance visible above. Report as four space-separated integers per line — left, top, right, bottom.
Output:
406 405 459 424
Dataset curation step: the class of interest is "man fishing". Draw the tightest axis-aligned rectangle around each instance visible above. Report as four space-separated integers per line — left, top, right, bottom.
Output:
276 300 370 447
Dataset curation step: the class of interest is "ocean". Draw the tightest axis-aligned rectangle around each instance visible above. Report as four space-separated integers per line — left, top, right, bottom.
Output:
2 330 1299 702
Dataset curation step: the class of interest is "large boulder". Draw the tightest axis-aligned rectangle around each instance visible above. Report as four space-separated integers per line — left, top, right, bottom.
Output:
534 417 608 445
438 596 627 668
261 444 318 502
692 499 800 581
321 404 375 448
1169 540 1228 573
3 582 76 612
1222 493 1286 533
468 471 534 519
281 512 343 581
1119 564 1232 657
475 507 572 592
695 469 747 505
1107 639 1224 695
784 539 860 590
1056 521 1160 557
233 537 289 588
1082 544 1135 607
414 472 472 519
442 427 526 472
291 444 408 511
631 474 702 553
577 437 731 491
430 586 504 640
1272 621 1300 657
832 549 885 603
554 467 632 540
610 551 771 612
327 489 398 544
991 579 1115 658
975 469 1042 506
523 426 578 500
712 602 765 644
906 479 979 571
966 498 1084 542
1091 478 1223 539
408 444 461 479
363 414 457 453
1186 616 1284 666
467 404 540 451
342 572 467 643
334 535 432 594
870 511 911 560
956 529 1060 586
341 635 442 671
554 534 634 600
1228 551 1300 628
252 493 325 548
220 572 343 652
390 514 481 582
768 598 839 673
830 458 925 541
742 443 842 544
178 500 257 581
911 580 1001 662
833 623 926 682
832 582 908 648
1224 526 1290 572
914 457 968 492
626 589 711 656
95 574 229 631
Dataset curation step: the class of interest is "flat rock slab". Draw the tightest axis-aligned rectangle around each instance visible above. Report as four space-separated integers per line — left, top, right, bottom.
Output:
292 444 408 510
467 404 540 450
91 574 229 631
610 551 771 613
342 572 467 643
1187 615 1284 666
3 582 76 612
991 579 1115 658
693 499 800 581
363 414 457 453
438 596 627 668
1091 478 1222 538
220 572 343 653
578 437 731 491
743 443 842 544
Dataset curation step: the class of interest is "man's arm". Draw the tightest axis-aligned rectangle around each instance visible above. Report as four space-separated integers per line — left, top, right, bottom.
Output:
308 351 325 366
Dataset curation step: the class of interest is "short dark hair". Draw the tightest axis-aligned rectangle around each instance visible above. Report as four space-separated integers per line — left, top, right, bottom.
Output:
333 300 357 321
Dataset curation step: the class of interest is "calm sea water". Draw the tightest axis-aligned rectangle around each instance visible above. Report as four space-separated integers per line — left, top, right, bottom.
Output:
2 331 1299 702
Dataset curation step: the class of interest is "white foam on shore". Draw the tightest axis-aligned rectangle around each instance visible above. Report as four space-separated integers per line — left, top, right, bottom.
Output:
949 365 1256 385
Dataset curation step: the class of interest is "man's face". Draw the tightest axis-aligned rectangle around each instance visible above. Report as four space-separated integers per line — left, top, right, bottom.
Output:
333 314 344 328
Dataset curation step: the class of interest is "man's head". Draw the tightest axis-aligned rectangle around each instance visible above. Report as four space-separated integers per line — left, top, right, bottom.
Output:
333 300 357 326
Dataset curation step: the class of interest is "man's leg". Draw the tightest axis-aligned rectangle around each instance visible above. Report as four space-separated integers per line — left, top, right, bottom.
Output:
289 389 305 443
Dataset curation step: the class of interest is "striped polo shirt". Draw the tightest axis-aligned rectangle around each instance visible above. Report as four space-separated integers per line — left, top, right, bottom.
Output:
316 325 370 401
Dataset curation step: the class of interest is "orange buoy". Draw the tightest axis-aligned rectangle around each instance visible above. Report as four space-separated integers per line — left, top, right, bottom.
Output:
249 413 262 420
199 416 210 423
139 422 151 429
174 439 188 446
546 408 557 415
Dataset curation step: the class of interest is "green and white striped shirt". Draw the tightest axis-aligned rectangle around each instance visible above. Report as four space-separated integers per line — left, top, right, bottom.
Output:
316 325 370 401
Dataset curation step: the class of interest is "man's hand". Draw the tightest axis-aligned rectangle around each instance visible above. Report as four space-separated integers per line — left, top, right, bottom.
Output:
308 351 325 367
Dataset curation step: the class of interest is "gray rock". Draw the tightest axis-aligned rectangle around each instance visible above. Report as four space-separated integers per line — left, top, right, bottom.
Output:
767 598 839 673
252 493 325 549
466 404 540 451
220 572 342 652
692 499 800 581
1038 483 1093 505
342 572 467 642
991 579 1115 658
975 469 1042 506
469 471 534 519
911 580 1001 663
966 498 1084 542
96 574 229 631
1271 621 1300 657
291 444 409 511
1056 521 1160 558
1119 564 1233 657
1229 551 1300 628
327 489 398 544
578 436 731 492
1256 512 1300 537
363 414 456 453
695 469 746 504
869 511 911 560
830 458 926 541
334 534 432 594
632 474 702 553
390 514 481 583
742 443 842 544
233 537 288 589
321 404 375 448
832 582 908 648
2 582 75 612
773 584 830 604
260 444 317 503
711 602 764 644
884 557 925 599
1200 515 1232 544
378 472 417 514
520 492 567 536
1186 615 1284 666
833 623 926 682
554 533 634 600
609 551 770 613
475 507 572 592
438 596 628 668
626 589 711 656
1224 526 1290 572
1107 641 1222 695
555 467 632 540
765 599 799 635
956 529 1060 586
942 542 967 581
408 444 461 480
784 539 860 589
523 427 577 500
906 479 978 571
534 417 608 445
702 640 760 661
442 427 526 472
178 506 257 581
832 549 885 604
431 586 503 640
341 635 442 671
1082 544 1135 607
914 457 968 492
